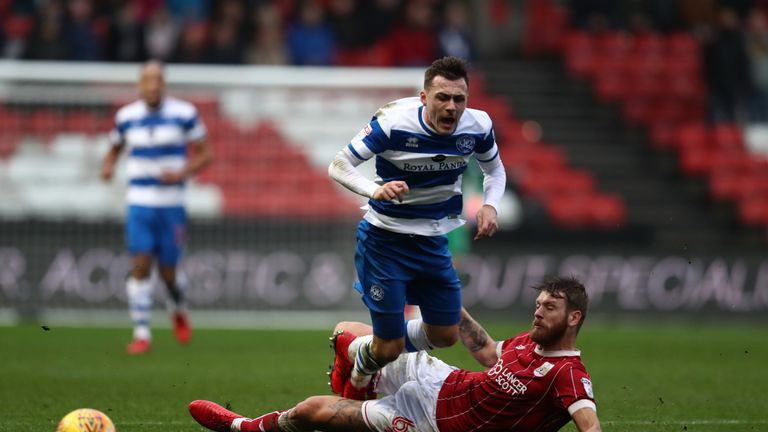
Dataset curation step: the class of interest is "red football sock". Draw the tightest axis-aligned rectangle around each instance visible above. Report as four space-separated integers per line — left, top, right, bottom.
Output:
240 410 284 432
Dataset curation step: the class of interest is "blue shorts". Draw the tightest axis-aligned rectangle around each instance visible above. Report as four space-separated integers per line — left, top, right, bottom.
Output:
354 220 461 340
126 205 187 267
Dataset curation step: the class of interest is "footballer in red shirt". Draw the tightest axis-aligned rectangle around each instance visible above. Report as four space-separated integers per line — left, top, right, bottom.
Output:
189 276 601 432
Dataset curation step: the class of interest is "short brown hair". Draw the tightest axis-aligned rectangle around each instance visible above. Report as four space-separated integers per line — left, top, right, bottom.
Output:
533 276 589 331
424 56 469 90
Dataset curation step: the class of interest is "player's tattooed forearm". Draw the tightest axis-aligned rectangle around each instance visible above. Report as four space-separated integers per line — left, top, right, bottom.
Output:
326 399 367 430
459 316 490 352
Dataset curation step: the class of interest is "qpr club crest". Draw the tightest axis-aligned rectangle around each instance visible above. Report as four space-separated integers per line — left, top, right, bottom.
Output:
455 135 476 154
370 284 385 301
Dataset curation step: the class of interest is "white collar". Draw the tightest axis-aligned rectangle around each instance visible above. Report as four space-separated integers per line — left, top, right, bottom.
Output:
534 345 581 357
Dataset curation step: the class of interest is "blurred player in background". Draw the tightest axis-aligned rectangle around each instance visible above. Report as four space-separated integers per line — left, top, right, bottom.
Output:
101 60 212 355
328 56 506 398
188 276 601 432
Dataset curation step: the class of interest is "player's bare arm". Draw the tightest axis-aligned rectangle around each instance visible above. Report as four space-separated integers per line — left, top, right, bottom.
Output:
284 396 371 432
458 307 498 367
474 204 499 240
160 138 213 183
372 181 409 202
100 145 124 181
572 406 601 432
322 398 371 431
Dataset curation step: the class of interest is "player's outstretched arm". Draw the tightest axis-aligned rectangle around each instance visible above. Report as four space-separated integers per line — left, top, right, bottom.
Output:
101 145 123 181
458 307 498 367
474 152 505 240
572 407 601 432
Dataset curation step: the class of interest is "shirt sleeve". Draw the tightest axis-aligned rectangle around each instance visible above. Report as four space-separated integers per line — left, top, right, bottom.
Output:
328 149 380 198
474 126 498 157
109 115 125 147
347 117 389 160
185 107 207 142
552 363 596 415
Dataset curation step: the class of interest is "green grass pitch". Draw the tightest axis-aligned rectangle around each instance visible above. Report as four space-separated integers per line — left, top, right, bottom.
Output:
1 320 766 431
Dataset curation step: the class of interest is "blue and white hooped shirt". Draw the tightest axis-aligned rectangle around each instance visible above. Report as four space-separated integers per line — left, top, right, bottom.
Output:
109 96 206 207
346 97 500 236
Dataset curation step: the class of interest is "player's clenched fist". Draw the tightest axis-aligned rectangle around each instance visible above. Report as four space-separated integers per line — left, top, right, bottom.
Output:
373 181 409 203
474 204 498 240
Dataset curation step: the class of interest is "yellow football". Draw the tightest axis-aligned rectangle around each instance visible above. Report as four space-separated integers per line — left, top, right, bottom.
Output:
56 408 116 432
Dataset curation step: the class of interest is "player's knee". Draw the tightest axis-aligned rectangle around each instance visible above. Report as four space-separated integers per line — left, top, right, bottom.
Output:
427 326 459 348
131 267 151 279
372 338 404 363
131 257 152 279
334 321 358 334
158 269 175 285
334 321 373 337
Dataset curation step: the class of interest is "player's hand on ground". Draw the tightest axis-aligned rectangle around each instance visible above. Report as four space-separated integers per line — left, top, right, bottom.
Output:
373 181 409 203
474 204 498 240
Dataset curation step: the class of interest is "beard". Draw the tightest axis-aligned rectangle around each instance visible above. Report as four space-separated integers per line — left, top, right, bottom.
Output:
529 316 568 346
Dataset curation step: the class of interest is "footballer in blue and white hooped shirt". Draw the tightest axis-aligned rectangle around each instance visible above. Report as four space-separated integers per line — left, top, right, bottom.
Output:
328 56 506 398
101 60 212 355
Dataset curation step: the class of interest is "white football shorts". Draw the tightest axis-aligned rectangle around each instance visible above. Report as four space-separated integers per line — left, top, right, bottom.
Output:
362 351 456 432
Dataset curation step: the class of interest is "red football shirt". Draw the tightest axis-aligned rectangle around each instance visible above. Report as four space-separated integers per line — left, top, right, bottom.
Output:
435 332 596 432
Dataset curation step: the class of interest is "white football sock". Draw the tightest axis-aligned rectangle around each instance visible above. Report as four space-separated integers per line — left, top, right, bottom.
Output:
231 418 245 431
404 319 434 353
350 336 382 387
127 277 153 341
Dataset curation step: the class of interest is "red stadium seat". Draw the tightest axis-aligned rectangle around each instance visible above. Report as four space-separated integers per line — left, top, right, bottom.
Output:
594 72 629 103
648 122 678 150
64 110 110 134
709 171 747 202
561 30 593 54
595 31 634 55
517 168 596 200
501 145 568 180
28 109 64 136
675 122 710 152
3 14 33 39
678 146 720 177
621 98 654 126
545 194 592 229
666 32 700 56
665 75 706 102
712 124 743 149
496 120 541 146
737 198 768 227
544 192 626 229
589 194 627 228
0 133 21 159
564 50 597 79
633 32 664 55
0 108 26 134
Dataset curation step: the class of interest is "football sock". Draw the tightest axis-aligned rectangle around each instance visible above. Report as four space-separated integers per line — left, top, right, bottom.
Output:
239 410 284 432
127 277 153 341
404 319 434 353
350 337 383 388
164 276 187 313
